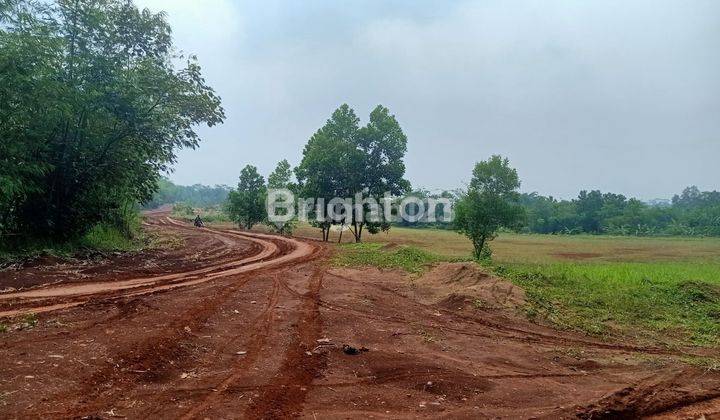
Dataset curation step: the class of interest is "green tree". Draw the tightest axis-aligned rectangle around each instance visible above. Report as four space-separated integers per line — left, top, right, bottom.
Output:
517 186 720 237
351 105 411 241
227 165 266 230
265 159 296 235
575 190 604 233
0 0 224 242
295 104 410 242
267 159 293 190
295 105 362 241
454 156 524 260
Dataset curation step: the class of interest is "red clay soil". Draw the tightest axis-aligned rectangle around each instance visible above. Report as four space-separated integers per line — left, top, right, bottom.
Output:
0 213 719 419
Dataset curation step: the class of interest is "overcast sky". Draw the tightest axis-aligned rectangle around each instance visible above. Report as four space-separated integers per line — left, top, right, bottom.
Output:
137 0 719 200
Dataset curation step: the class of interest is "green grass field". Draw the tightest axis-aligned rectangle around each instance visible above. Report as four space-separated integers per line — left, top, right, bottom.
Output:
499 262 720 346
287 223 720 264
281 224 720 347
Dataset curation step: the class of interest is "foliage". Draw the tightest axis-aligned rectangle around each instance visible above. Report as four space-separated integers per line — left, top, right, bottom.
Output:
454 156 525 260
0 217 141 266
226 165 266 229
0 0 224 243
80 221 141 252
265 159 297 235
519 186 720 237
267 159 293 190
295 104 410 242
499 261 720 346
172 203 195 218
144 178 230 208
171 203 229 224
395 189 456 229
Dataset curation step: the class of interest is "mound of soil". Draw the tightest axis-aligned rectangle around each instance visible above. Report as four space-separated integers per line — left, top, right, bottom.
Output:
413 262 526 310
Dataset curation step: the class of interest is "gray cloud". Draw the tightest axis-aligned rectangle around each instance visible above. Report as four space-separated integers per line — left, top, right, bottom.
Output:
137 0 719 199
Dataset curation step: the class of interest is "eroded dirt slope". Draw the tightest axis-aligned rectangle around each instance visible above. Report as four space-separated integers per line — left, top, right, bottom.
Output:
1 214 718 419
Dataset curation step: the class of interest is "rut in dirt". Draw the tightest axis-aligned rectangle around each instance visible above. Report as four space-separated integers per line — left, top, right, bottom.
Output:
4 215 324 419
0 217 315 318
244 268 327 419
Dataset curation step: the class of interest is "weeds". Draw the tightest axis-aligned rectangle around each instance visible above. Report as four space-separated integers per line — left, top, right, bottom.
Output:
80 223 141 252
146 231 184 250
21 313 38 330
501 261 720 346
473 298 493 310
332 243 446 274
682 356 720 372
172 204 230 223
1 213 144 262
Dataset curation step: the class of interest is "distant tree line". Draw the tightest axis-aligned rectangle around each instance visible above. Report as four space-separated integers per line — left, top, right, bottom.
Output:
144 178 231 209
519 186 720 236
394 189 456 229
390 185 720 238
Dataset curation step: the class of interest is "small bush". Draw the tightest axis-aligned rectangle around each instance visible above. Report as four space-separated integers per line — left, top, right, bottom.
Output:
80 224 139 251
677 281 720 303
172 203 195 218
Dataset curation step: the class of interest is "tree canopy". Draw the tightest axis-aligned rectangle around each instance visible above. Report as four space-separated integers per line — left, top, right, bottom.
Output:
0 0 224 242
519 186 720 236
454 156 525 260
295 104 410 242
265 159 296 235
267 159 294 190
226 165 266 230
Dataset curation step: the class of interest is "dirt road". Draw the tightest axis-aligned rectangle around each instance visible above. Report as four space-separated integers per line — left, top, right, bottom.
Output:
1 213 719 419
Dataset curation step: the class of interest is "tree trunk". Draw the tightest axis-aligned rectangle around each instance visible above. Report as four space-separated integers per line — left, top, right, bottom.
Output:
351 221 364 243
473 236 486 260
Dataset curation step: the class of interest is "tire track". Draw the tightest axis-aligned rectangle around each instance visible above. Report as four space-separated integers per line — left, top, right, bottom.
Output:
0 218 315 318
243 267 327 419
24 218 320 418
177 273 285 419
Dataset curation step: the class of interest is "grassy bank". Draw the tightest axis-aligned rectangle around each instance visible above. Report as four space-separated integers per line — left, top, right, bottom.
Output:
332 242 460 274
498 262 720 346
0 219 144 265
